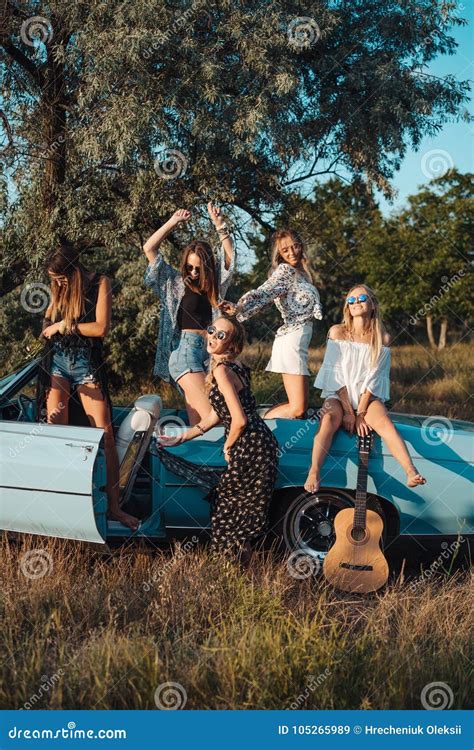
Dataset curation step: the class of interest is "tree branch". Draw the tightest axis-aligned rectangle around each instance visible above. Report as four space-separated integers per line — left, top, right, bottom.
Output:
1 41 45 88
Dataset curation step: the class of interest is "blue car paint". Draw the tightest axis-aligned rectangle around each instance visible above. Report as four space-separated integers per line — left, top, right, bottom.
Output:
1 359 473 543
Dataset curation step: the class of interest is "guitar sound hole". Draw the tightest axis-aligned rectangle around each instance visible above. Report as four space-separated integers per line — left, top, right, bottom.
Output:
351 526 366 542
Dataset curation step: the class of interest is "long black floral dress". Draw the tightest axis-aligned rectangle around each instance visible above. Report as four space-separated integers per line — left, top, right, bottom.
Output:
208 360 279 552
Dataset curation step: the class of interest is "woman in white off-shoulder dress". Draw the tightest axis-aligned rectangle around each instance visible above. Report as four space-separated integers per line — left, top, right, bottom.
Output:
304 284 427 493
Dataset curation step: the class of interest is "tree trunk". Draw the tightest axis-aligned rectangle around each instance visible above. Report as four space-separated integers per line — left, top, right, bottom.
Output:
426 315 436 348
438 318 448 350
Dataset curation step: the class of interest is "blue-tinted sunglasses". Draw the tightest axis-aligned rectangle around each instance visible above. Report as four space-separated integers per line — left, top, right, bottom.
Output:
346 294 369 305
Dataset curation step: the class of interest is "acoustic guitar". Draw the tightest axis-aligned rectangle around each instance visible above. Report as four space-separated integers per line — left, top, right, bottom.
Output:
323 432 389 593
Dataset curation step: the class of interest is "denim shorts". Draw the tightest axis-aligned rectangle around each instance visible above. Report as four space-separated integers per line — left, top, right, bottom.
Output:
168 332 208 383
51 345 97 388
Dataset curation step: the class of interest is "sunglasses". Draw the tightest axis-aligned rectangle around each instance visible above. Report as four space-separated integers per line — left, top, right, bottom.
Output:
185 264 200 274
207 325 228 341
346 294 369 305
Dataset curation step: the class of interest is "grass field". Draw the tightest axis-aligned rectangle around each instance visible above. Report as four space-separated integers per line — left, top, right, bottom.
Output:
0 537 472 710
1 343 472 710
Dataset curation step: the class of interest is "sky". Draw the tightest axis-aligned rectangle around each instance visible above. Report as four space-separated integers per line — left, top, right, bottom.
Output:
377 7 473 215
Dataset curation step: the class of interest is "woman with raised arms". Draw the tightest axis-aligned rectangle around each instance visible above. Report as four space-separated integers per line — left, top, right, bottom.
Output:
143 203 235 424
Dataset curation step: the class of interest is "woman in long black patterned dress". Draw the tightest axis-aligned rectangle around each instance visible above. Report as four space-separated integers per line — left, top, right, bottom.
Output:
160 316 279 563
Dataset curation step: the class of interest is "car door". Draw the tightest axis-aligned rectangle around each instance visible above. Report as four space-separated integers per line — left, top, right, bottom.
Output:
0 421 108 543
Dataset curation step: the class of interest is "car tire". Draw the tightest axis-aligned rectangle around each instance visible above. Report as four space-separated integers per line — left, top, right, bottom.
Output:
270 488 387 566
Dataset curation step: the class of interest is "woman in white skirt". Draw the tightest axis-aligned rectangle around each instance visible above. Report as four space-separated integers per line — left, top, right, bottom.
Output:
221 228 322 418
304 284 427 493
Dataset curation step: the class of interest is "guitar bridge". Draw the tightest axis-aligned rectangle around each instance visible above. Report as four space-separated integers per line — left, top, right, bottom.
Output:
339 562 373 571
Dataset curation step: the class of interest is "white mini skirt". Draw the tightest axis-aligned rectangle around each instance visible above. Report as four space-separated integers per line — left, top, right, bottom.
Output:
265 323 313 376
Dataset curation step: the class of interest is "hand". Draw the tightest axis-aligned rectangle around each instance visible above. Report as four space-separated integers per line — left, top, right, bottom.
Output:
355 414 370 437
207 201 225 229
42 322 62 339
342 411 356 434
157 432 185 446
218 300 237 315
223 441 233 462
170 208 191 227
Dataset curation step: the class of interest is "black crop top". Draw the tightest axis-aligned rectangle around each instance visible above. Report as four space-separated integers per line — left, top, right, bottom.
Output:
177 285 212 330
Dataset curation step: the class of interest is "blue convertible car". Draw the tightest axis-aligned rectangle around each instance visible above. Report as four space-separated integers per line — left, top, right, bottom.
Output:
0 357 473 558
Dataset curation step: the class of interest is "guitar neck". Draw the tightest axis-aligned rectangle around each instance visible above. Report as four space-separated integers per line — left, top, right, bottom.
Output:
354 442 370 527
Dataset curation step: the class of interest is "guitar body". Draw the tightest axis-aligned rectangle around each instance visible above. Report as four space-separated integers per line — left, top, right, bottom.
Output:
323 432 389 593
323 508 389 593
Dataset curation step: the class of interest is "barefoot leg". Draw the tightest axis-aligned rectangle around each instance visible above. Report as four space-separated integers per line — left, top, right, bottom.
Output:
77 382 140 531
264 374 308 419
365 400 427 486
304 398 343 492
177 371 212 426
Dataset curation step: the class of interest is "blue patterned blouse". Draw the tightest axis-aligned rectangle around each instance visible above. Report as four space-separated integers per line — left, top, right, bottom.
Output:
144 243 235 381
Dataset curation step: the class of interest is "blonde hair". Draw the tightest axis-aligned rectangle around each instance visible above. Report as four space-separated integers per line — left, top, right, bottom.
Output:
45 245 85 331
270 228 315 282
342 284 386 367
204 316 246 391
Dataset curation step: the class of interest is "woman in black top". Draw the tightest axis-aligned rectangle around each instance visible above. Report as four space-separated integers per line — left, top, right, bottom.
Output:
38 243 139 531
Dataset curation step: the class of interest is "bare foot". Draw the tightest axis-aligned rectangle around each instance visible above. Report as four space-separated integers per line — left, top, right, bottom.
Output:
304 470 320 493
407 467 427 487
108 509 141 531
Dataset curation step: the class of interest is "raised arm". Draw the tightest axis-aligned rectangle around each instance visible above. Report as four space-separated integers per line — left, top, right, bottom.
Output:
207 202 233 271
143 209 191 265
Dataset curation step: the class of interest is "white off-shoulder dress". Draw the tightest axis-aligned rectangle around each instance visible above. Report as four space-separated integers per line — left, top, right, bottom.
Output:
314 339 391 409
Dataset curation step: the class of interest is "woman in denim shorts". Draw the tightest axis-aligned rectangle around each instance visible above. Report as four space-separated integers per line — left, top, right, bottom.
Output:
38 243 139 531
143 202 235 425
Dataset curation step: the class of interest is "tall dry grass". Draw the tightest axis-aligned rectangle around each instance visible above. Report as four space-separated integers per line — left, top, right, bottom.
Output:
1 536 472 710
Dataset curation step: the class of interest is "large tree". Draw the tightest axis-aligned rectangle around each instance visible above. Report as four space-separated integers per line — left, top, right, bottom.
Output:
1 0 469 297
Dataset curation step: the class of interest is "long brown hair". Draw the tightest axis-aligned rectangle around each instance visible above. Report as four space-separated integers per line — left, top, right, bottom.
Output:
342 284 387 367
205 316 246 390
270 228 315 282
179 240 219 307
45 244 86 330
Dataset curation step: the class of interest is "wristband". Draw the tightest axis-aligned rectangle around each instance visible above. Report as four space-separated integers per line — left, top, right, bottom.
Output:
357 410 367 417
195 423 205 435
216 223 228 232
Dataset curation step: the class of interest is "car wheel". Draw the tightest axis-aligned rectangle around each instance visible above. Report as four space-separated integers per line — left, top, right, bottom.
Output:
272 489 354 565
